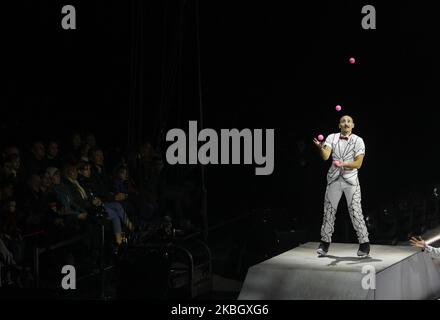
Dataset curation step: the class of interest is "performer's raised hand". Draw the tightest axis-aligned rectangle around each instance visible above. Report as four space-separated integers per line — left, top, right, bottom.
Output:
410 236 427 249
313 138 322 149
313 138 331 161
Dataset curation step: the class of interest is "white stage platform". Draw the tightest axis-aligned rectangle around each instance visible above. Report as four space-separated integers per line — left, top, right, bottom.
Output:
238 242 440 300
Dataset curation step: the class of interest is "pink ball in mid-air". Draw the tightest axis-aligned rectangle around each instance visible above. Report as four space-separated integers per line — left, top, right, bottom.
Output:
349 57 356 64
318 134 324 141
335 105 342 112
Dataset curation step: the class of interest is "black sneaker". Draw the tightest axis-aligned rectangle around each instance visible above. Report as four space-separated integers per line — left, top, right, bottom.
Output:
317 241 330 256
357 242 370 257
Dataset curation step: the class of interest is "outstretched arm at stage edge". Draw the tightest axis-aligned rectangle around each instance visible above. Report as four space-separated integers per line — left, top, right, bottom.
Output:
424 246 440 257
410 236 440 257
313 138 331 161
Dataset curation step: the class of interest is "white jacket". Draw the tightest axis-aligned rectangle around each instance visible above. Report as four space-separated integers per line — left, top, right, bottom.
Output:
424 245 440 257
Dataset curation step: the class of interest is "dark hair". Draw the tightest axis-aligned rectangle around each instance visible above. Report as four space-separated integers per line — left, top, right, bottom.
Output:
4 153 20 163
32 140 44 147
62 161 78 175
47 139 60 146
88 147 104 160
3 145 19 155
77 160 91 171
112 164 128 178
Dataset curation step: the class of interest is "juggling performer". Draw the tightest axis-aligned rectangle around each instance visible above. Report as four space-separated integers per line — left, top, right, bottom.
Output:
313 115 370 257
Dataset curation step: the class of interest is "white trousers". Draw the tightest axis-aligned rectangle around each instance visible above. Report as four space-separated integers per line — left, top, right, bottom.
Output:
320 177 369 244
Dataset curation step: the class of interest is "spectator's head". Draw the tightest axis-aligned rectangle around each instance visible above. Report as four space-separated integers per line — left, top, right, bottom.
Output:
80 143 91 161
85 133 96 149
46 167 61 185
3 145 20 159
9 154 21 171
1 163 13 179
114 165 128 181
89 148 104 167
2 199 16 214
47 141 59 159
71 133 82 150
77 161 92 178
140 142 154 161
63 162 78 181
27 174 41 193
40 172 52 191
2 154 20 177
31 141 45 160
0 180 14 200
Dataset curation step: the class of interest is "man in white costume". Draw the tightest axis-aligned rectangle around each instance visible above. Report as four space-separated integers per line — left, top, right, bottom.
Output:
313 115 370 257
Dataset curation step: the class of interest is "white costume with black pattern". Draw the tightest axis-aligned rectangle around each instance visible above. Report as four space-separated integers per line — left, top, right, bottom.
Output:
424 246 440 257
320 133 369 244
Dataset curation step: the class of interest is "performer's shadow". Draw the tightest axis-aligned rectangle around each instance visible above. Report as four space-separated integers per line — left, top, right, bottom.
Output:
320 255 382 267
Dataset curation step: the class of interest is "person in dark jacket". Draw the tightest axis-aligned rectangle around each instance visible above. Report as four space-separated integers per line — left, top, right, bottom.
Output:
76 161 133 245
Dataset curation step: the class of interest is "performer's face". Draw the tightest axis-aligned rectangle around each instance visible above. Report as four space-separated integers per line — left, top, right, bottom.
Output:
339 116 354 134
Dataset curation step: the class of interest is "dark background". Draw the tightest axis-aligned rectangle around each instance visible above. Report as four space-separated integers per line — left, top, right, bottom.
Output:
3 0 440 237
